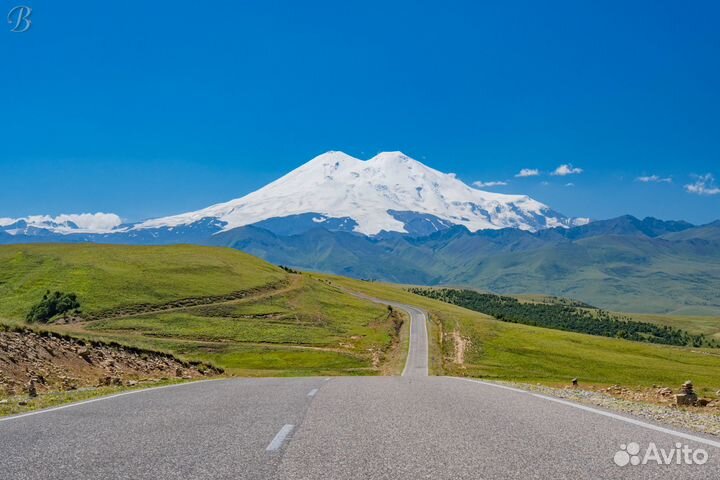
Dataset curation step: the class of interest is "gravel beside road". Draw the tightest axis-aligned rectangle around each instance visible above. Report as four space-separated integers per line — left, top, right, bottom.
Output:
491 380 720 437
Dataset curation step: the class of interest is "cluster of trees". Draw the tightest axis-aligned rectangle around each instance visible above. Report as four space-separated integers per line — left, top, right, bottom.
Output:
26 291 81 323
409 288 716 348
278 265 301 274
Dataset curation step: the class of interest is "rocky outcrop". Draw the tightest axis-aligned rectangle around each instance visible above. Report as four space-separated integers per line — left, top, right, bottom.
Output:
0 326 221 398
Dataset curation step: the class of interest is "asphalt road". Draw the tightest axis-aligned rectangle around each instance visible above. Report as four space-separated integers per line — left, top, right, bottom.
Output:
2 301 719 479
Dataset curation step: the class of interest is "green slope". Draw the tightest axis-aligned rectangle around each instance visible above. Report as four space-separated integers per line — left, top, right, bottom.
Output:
0 244 287 322
212 221 720 315
322 274 720 397
457 235 720 315
0 244 408 376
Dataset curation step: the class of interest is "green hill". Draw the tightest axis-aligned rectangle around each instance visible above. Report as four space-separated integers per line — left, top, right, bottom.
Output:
0 244 287 322
0 244 408 376
210 218 720 315
322 274 720 397
4 243 720 395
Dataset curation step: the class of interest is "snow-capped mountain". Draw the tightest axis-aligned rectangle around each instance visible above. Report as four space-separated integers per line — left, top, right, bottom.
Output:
133 151 586 235
0 151 587 241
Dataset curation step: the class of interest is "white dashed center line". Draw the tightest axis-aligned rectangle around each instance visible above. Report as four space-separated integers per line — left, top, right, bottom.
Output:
307 388 318 397
266 424 294 452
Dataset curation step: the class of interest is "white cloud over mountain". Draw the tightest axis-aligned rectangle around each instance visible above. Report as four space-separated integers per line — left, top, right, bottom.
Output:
472 180 508 188
637 175 672 183
685 174 720 196
0 212 123 233
515 168 540 178
551 164 583 176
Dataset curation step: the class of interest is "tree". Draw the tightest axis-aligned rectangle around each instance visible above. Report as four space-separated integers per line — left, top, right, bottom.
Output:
26 291 81 323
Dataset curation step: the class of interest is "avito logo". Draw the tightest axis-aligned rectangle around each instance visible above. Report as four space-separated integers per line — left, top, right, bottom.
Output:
614 442 708 467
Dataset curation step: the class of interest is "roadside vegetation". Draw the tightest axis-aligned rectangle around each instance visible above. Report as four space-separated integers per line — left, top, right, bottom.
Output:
0 244 287 323
409 288 717 348
0 378 196 417
321 275 720 397
26 291 81 323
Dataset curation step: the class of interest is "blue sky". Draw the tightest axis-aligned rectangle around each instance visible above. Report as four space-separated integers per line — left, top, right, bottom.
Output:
2 0 719 224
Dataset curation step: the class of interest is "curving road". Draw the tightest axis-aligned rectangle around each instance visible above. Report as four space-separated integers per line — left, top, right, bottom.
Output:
345 292 429 377
2 300 719 479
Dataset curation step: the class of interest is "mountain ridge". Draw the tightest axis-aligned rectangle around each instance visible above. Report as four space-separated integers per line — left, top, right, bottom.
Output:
0 151 586 238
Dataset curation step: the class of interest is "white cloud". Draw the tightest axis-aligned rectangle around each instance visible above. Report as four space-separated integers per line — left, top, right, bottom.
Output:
472 180 508 188
636 175 672 183
0 212 123 233
551 164 583 176
685 173 720 196
515 168 540 178
565 182 575 187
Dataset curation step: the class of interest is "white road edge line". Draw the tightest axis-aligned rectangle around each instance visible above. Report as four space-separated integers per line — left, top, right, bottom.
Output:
307 388 318 397
451 377 527 393
449 377 720 449
0 379 219 424
266 424 295 452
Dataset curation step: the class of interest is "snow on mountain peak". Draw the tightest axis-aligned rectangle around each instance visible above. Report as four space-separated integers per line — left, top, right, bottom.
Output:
135 151 580 235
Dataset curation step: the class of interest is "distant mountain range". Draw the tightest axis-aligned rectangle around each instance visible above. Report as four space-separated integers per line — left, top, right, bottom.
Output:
2 152 718 314
204 215 720 315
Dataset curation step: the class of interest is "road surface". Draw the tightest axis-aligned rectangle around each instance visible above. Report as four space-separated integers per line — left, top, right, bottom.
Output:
1 300 719 479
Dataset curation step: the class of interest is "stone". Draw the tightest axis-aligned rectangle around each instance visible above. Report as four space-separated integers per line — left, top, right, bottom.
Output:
27 380 37 398
697 398 711 407
675 392 698 406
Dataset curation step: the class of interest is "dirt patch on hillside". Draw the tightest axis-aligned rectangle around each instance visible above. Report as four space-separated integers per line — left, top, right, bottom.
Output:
0 327 220 398
451 330 469 367
69 279 291 323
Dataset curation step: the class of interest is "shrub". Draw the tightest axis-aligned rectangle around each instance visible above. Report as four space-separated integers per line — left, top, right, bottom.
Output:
26 290 81 323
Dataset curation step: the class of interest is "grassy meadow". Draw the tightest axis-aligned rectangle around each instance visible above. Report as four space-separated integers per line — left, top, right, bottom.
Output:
3 243 719 393
0 244 287 322
321 274 720 397
0 244 408 376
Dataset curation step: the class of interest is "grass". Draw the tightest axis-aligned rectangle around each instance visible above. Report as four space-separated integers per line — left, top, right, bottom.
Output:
0 244 287 322
624 312 720 339
74 277 404 375
320 274 720 396
515 293 720 343
1 244 407 377
0 378 200 417
6 243 719 393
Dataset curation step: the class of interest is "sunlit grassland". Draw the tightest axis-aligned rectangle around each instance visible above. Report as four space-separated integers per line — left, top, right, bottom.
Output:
2 244 407 376
321 274 720 396
0 244 287 322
